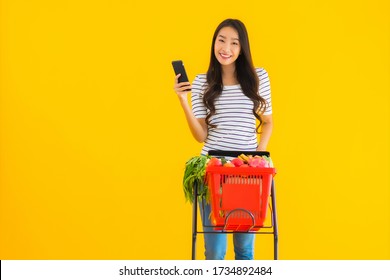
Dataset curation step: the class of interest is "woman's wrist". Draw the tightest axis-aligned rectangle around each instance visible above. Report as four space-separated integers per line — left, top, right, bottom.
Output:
178 94 189 106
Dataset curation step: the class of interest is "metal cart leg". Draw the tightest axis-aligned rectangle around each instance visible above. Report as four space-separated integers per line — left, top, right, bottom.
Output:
191 182 198 260
270 179 278 260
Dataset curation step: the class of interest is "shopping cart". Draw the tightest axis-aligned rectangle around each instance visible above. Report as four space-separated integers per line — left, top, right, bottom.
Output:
191 150 278 260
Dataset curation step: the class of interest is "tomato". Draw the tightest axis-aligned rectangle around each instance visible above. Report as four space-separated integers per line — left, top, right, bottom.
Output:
207 157 222 166
231 158 244 167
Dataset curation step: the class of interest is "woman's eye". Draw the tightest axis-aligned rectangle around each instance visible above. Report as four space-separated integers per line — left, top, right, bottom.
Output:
218 39 224 42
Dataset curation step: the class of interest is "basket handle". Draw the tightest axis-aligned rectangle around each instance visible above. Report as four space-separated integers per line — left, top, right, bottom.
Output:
223 208 256 231
208 150 270 157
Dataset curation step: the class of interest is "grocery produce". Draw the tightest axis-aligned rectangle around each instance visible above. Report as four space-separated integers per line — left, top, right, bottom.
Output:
182 155 210 203
207 157 222 166
207 154 273 168
223 161 235 167
182 154 274 203
231 158 244 167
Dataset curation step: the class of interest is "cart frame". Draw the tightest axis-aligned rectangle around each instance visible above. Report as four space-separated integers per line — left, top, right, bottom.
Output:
191 150 278 260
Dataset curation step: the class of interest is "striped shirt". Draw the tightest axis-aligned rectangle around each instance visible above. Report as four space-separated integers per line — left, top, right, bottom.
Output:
191 68 272 156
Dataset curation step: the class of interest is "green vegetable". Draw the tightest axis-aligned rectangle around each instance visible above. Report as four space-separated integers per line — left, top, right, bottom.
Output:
182 155 210 203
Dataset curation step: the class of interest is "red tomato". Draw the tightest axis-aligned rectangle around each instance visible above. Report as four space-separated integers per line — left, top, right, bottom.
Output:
231 158 244 167
207 157 222 166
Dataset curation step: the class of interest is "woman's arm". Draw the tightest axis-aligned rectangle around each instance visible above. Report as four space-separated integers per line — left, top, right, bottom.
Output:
257 114 273 151
174 74 208 143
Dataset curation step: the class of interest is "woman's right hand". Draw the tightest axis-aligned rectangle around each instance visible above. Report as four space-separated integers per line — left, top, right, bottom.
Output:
173 74 192 100
173 74 207 142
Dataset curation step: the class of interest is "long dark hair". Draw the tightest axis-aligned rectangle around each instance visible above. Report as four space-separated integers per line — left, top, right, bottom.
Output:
203 19 267 133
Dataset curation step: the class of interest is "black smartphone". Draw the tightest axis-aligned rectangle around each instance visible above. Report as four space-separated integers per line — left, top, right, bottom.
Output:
172 60 189 83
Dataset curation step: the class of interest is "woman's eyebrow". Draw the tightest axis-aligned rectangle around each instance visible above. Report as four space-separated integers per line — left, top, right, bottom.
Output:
218 34 239 41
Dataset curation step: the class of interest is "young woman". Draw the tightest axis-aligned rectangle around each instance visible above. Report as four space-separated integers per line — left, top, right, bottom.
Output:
173 19 273 260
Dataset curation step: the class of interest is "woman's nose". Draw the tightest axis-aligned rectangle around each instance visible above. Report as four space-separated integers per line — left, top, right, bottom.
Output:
222 44 231 53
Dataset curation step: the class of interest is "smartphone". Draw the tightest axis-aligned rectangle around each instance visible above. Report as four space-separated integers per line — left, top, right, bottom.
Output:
172 60 189 83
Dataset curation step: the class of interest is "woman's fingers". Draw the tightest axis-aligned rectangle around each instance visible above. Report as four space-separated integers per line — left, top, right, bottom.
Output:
174 73 181 84
175 83 191 91
174 74 191 93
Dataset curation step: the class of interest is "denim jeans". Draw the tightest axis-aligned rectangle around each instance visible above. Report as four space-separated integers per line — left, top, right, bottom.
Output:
199 199 255 260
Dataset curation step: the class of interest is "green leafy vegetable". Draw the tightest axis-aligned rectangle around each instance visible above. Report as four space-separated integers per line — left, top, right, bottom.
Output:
182 155 210 203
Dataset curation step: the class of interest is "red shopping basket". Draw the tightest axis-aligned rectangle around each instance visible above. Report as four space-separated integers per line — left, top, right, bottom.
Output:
206 165 276 232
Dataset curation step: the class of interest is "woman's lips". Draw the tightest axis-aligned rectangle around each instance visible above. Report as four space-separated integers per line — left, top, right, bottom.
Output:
219 53 232 59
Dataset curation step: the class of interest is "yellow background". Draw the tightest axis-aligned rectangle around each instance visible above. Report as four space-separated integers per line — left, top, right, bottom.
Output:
1 0 389 260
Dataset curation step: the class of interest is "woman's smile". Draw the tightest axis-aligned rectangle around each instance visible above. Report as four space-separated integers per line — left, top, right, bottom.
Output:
219 53 232 59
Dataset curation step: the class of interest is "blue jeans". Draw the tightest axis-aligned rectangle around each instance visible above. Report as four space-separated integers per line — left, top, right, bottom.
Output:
199 199 255 260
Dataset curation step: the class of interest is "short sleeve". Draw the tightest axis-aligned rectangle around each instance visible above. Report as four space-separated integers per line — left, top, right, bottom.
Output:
257 68 273 115
191 74 207 118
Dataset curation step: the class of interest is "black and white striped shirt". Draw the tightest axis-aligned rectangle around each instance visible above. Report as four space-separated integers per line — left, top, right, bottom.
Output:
191 68 272 155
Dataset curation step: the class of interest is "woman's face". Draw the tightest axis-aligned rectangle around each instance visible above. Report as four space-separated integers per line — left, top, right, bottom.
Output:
214 26 241 67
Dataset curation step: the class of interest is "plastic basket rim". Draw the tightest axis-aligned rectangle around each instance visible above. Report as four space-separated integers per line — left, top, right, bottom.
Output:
206 165 276 175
